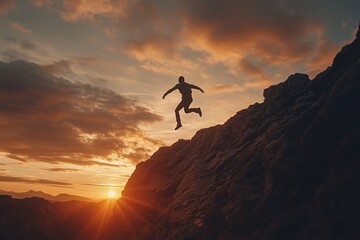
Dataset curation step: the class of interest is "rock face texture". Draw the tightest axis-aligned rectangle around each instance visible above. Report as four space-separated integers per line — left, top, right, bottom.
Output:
108 25 360 240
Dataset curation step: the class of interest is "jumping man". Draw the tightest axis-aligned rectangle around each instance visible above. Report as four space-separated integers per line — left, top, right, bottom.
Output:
163 76 204 130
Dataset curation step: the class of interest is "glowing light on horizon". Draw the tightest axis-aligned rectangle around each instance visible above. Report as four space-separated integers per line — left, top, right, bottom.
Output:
107 190 117 199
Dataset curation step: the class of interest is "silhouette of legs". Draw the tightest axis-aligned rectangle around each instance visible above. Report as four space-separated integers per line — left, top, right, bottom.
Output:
184 99 202 116
175 102 184 130
175 122 182 130
174 98 202 130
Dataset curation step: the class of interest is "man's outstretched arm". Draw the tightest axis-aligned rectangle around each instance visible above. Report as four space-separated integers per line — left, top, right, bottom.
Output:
163 85 178 99
190 84 204 93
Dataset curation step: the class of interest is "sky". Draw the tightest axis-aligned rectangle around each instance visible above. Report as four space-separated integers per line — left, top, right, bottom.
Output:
0 0 359 199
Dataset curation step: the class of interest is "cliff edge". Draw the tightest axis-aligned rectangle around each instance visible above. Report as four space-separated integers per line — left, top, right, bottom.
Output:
108 25 360 240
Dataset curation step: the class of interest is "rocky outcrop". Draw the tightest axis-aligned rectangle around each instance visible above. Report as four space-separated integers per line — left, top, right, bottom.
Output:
108 24 360 240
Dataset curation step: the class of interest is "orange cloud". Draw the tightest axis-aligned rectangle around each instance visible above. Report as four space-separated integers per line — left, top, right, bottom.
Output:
9 21 32 34
31 0 52 7
35 0 349 83
238 58 270 79
0 60 162 166
60 0 128 21
179 1 326 75
125 35 176 61
0 0 15 15
210 83 244 94
104 0 332 84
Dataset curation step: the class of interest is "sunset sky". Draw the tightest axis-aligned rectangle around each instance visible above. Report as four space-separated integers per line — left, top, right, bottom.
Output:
0 0 359 199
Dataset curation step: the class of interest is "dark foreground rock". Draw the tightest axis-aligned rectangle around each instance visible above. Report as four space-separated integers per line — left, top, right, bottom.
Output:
107 25 360 240
0 195 114 240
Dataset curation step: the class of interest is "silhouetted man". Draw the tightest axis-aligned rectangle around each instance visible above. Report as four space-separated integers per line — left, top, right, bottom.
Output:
163 76 204 130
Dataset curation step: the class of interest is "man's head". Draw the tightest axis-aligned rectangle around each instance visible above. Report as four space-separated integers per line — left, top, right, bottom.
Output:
178 76 185 83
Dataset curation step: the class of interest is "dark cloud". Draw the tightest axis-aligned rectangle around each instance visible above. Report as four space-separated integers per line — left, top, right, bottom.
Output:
82 183 124 188
45 167 79 172
20 40 37 50
0 48 24 61
1 38 38 62
43 60 73 75
123 146 152 164
3 36 16 43
0 174 72 186
1 37 36 51
0 60 162 165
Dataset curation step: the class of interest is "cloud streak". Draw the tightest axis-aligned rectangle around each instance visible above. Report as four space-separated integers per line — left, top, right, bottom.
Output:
45 167 80 172
0 60 162 166
8 21 32 34
0 174 72 186
82 183 124 188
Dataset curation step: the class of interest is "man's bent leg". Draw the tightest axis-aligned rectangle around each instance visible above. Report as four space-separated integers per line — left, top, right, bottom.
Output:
183 98 194 114
186 107 201 114
183 99 201 116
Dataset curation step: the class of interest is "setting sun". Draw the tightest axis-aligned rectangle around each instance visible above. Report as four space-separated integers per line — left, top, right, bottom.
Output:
107 190 117 199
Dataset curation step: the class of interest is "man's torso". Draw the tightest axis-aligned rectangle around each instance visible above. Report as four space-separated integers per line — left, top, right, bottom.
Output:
177 83 192 99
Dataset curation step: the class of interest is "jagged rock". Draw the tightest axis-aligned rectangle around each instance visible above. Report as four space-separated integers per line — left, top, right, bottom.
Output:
108 25 360 240
263 73 310 103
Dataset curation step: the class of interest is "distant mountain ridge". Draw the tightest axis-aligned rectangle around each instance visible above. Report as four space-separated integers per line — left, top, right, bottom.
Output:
0 195 115 239
0 189 92 202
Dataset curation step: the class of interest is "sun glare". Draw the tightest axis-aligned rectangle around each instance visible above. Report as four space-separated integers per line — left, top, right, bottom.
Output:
107 190 117 199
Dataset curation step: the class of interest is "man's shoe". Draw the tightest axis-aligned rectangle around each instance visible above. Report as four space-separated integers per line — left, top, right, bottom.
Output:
175 123 182 130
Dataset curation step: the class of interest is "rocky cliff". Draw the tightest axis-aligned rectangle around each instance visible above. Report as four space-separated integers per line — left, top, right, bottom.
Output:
108 25 360 240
